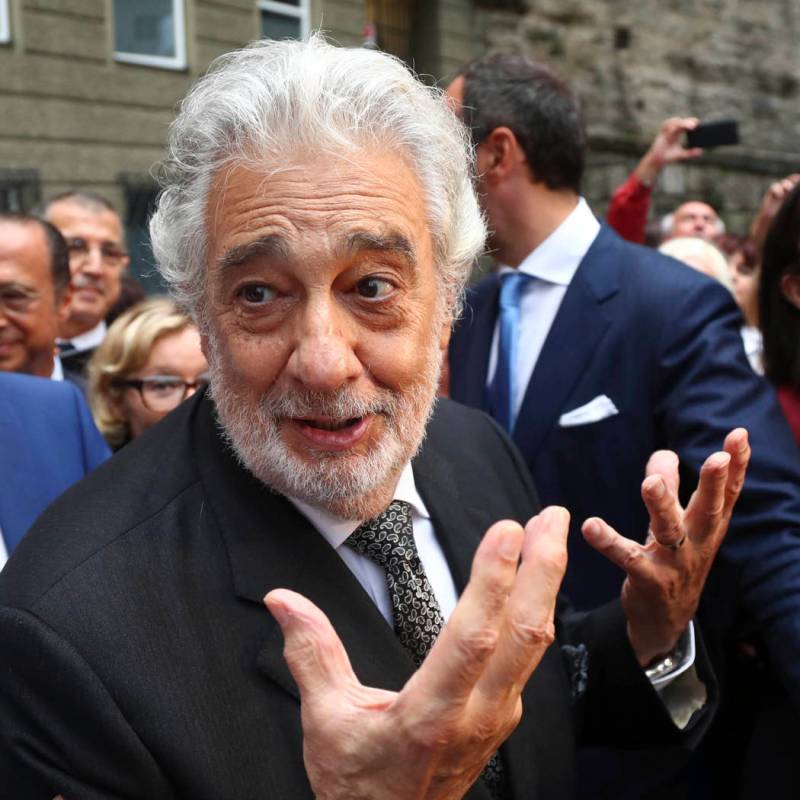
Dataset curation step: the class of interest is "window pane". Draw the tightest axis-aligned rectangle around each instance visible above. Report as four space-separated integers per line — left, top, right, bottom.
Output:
114 0 176 58
261 11 301 41
0 0 10 43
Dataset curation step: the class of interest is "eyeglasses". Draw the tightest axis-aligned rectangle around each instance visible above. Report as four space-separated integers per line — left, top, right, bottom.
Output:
65 237 128 268
111 374 210 412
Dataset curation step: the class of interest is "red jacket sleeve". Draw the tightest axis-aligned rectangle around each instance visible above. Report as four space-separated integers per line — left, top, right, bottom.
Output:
606 173 652 245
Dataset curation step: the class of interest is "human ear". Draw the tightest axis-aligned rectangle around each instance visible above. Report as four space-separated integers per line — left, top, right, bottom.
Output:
56 284 73 322
780 272 800 310
477 127 523 184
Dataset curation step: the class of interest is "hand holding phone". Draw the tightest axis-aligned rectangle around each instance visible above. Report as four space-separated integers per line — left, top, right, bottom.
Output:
685 119 739 149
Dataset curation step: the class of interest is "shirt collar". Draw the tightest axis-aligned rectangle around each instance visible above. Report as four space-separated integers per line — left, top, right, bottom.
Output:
50 355 64 381
287 462 430 551
59 320 107 352
499 197 600 285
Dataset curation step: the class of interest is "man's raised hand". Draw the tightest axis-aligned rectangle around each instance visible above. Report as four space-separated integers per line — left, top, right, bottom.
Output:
264 507 569 800
582 429 750 666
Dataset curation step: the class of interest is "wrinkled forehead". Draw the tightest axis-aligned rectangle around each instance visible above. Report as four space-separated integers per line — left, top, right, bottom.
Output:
47 200 125 243
204 148 434 271
675 201 718 220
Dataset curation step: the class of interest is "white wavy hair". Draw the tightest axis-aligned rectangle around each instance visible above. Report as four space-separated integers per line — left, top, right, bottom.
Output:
149 34 486 325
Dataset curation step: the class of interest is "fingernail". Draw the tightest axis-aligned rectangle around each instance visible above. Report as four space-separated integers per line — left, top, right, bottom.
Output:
652 479 666 498
499 528 520 559
266 598 289 626
584 519 600 537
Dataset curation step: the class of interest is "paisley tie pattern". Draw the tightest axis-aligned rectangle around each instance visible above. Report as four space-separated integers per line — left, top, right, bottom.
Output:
346 500 508 799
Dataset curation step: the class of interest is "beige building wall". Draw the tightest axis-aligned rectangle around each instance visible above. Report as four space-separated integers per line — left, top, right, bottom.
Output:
474 0 800 234
0 0 366 208
0 0 369 286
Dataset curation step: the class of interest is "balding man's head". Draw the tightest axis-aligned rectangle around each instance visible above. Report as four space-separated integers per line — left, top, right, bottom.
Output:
0 214 71 377
39 192 128 339
662 201 724 243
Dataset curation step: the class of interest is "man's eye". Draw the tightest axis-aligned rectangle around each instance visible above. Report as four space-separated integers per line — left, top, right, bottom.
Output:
355 277 393 299
238 284 275 305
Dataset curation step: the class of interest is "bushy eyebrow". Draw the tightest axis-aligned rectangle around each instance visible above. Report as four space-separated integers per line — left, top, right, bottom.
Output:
346 231 417 268
215 235 290 275
215 230 418 276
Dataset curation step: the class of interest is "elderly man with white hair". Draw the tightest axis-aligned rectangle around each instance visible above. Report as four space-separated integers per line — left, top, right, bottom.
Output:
0 37 748 800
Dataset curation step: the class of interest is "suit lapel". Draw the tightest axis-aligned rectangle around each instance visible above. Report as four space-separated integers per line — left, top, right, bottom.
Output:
413 438 493 595
513 225 621 460
451 275 501 412
192 398 415 703
413 437 498 800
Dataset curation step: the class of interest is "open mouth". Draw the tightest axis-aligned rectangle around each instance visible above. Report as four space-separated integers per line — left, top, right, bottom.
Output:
300 417 362 431
289 415 372 449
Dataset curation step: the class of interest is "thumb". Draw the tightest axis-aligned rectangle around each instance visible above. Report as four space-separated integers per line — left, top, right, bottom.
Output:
265 588 359 699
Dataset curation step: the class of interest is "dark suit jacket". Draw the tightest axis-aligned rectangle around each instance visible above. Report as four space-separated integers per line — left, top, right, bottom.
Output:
0 393 705 800
0 372 110 554
449 223 800 703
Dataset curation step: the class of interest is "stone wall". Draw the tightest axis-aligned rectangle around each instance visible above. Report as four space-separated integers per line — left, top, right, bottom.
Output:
473 0 800 234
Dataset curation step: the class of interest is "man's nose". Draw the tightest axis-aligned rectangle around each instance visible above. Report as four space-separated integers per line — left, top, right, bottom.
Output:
80 247 105 276
285 302 362 393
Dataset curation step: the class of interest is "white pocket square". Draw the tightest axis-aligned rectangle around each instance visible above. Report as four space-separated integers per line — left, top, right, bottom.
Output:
558 395 619 427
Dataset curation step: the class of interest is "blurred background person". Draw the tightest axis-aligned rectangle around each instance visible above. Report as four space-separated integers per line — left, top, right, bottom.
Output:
35 192 130 375
759 181 800 445
0 213 83 385
0 372 109 568
660 201 725 244
658 236 733 291
718 233 762 372
606 117 705 246
87 297 208 450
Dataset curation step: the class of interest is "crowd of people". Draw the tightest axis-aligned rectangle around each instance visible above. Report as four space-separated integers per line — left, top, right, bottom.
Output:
1 33 799 800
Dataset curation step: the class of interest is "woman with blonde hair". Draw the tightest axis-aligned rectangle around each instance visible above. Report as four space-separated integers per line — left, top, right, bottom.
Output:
88 296 208 449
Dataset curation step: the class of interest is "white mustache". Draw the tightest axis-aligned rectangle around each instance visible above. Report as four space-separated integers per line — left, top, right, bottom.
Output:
72 275 105 294
260 387 397 420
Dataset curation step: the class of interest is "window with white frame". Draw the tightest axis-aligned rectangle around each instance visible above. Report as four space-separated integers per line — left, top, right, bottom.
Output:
259 0 310 41
113 0 186 70
0 0 11 44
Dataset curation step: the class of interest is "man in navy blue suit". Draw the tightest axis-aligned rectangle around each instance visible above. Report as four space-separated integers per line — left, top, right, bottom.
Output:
446 54 800 795
0 372 109 565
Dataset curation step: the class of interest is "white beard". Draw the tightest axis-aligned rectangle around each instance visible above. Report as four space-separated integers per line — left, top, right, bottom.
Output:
206 332 442 520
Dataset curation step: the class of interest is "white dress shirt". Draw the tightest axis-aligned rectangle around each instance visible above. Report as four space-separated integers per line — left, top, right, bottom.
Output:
58 320 107 354
289 463 459 625
487 197 600 421
50 356 64 381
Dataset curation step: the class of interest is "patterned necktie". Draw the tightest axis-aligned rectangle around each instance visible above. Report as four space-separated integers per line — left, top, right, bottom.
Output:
488 271 533 433
346 500 508 799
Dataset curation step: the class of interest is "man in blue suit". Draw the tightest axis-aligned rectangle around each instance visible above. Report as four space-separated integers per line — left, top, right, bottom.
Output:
0 372 109 565
446 54 800 795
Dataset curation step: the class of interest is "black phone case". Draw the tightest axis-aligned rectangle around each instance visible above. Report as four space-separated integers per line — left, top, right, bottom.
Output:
685 119 740 149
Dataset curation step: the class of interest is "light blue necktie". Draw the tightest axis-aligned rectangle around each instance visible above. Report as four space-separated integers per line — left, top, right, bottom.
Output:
489 271 532 433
